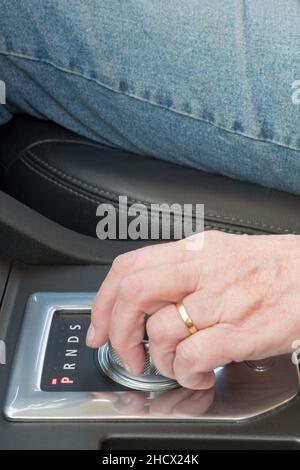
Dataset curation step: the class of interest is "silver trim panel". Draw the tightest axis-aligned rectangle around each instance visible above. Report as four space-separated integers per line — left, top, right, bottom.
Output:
4 293 300 421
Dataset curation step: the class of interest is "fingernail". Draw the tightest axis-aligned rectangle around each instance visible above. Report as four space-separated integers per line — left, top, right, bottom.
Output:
86 323 95 347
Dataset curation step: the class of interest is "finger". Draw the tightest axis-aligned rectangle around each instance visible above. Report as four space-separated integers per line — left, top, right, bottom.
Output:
109 261 199 375
147 289 219 378
88 239 188 347
174 368 215 391
152 280 264 383
173 323 251 389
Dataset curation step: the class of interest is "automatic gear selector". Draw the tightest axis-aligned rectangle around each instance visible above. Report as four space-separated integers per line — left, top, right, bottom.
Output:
98 341 178 391
4 293 300 422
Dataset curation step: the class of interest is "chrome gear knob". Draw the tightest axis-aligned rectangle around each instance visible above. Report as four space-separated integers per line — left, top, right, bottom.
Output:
98 340 178 392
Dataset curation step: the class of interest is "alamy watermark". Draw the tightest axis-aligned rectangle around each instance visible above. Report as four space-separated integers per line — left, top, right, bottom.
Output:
96 196 204 250
0 80 6 104
0 340 6 365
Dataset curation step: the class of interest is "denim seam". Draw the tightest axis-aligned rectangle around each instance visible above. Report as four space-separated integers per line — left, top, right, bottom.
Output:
1 49 300 154
23 150 296 233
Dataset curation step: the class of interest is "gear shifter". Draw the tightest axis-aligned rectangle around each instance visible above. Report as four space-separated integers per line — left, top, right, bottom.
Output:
5 293 300 422
98 340 178 391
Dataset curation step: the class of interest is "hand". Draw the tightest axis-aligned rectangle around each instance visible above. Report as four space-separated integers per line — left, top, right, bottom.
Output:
87 231 300 390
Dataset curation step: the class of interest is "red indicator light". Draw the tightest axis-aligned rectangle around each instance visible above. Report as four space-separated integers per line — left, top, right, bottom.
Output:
61 376 74 384
51 378 58 385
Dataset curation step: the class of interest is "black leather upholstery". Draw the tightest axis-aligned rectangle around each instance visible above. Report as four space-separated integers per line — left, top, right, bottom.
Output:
1 114 300 237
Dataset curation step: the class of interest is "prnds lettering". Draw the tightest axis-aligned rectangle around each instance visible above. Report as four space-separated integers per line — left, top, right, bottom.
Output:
63 324 81 371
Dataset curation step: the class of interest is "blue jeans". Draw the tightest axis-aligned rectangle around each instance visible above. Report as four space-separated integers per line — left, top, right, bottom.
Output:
1 0 300 194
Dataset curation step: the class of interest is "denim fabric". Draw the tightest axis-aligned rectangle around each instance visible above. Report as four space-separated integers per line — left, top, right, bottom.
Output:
1 1 300 193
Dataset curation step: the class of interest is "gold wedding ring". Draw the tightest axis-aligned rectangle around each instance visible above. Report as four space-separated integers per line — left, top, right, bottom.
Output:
175 301 198 335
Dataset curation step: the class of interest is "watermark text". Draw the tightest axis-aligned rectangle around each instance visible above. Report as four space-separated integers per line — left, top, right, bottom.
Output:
96 196 204 250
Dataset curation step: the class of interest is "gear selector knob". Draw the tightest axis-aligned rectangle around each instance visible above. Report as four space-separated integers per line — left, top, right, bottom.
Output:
98 340 178 391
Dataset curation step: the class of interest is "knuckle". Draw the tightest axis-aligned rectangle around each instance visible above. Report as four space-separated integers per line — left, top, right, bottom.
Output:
111 250 137 276
205 230 224 242
204 230 241 252
174 239 189 261
203 230 223 253
176 341 198 369
118 273 144 302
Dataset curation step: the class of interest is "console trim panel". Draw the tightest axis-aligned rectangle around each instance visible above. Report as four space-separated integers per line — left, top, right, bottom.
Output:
4 293 300 422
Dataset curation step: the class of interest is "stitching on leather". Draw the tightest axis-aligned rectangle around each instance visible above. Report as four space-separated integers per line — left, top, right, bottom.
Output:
21 157 104 205
25 149 146 205
14 160 277 235
20 157 166 222
23 149 296 234
204 211 293 232
22 150 199 223
204 225 244 234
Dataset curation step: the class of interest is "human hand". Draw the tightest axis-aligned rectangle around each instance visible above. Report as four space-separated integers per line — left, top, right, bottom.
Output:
87 231 300 389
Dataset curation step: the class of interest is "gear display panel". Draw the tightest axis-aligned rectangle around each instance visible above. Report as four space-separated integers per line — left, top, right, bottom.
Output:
41 312 127 392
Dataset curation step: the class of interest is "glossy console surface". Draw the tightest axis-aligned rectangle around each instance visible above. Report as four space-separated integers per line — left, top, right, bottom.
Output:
5 292 300 422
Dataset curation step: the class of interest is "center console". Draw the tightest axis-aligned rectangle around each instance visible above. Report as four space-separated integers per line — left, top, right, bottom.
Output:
4 291 300 423
1 262 300 449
